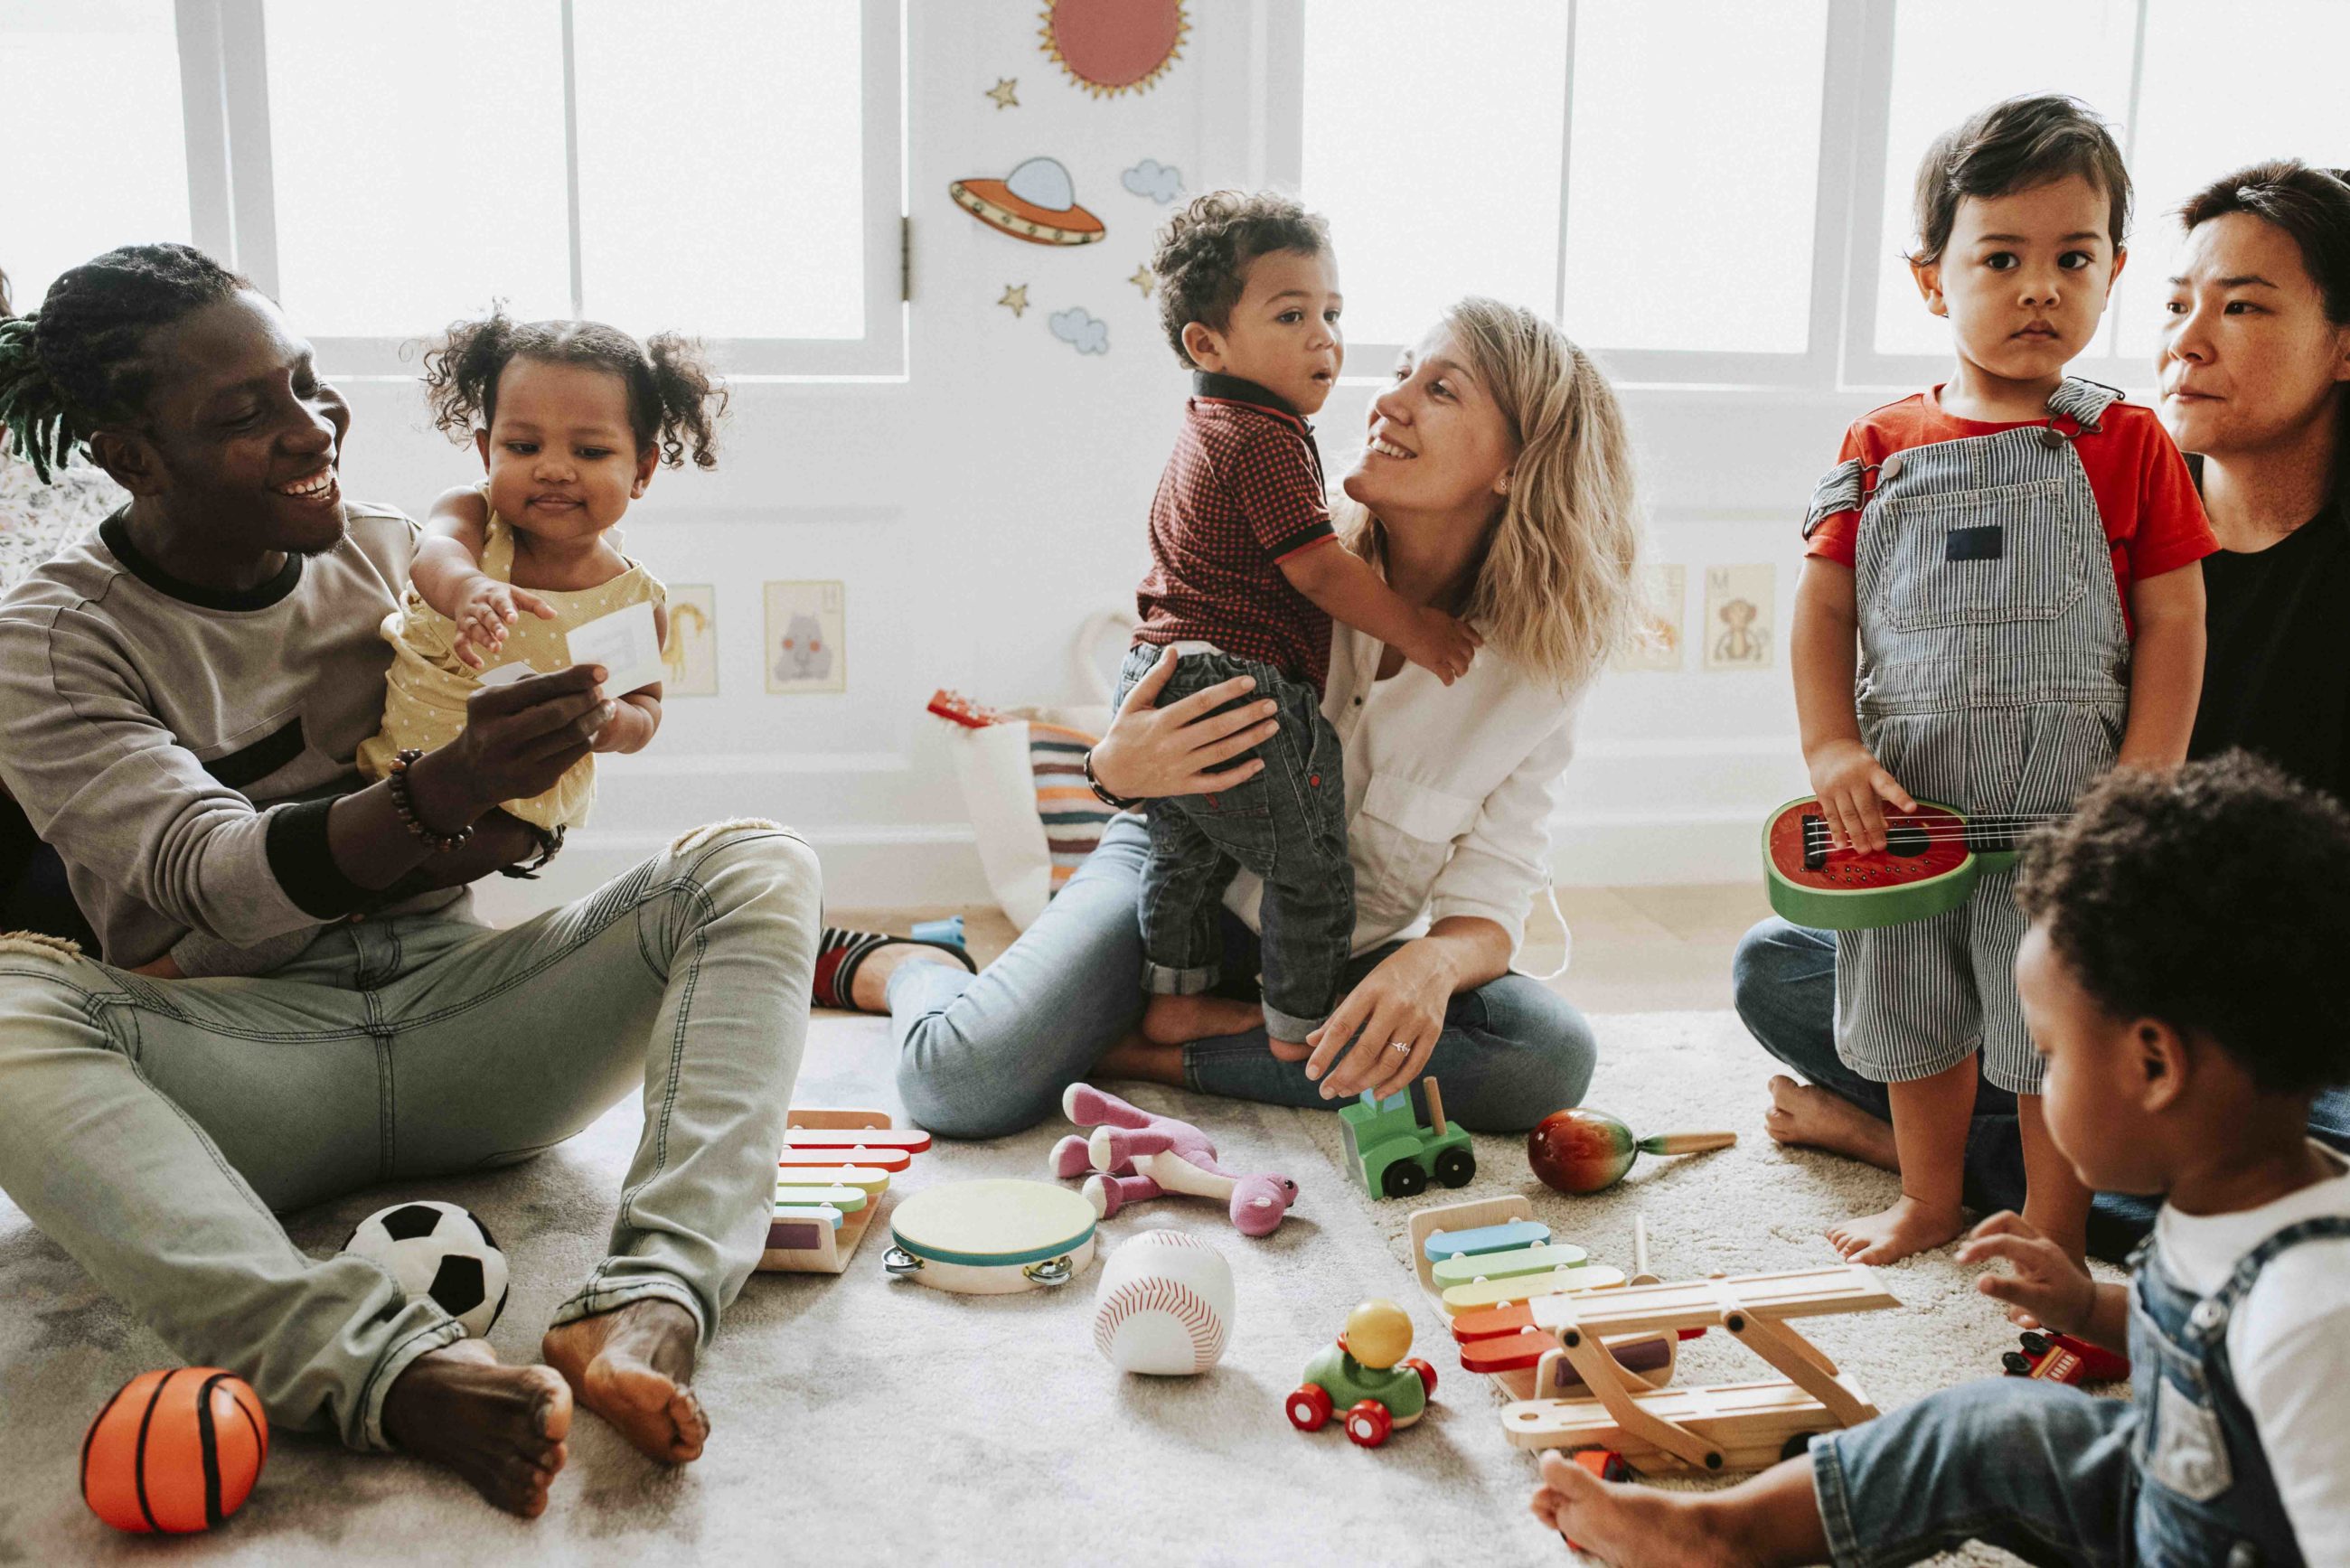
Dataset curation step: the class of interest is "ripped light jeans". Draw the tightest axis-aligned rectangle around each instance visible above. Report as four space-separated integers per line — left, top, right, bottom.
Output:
0 823 820 1451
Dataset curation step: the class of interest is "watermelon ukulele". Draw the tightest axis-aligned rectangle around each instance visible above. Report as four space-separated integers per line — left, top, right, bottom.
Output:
1761 797 2065 932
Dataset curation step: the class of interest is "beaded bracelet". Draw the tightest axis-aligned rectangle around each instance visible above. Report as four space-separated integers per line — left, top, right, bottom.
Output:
386 747 473 852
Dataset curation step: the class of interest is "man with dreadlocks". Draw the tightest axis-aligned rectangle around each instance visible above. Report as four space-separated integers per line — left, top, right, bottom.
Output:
0 245 822 1516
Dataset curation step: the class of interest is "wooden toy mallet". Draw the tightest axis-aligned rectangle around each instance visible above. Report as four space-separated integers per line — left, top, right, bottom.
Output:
1528 1108 1737 1195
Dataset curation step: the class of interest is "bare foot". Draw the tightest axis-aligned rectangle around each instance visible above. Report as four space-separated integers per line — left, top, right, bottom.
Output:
1265 1036 1311 1062
1827 1193 1967 1265
540 1300 708 1465
1141 993 1265 1046
1532 1451 1743 1567
1764 1075 1898 1170
848 942 965 1013
381 1340 570 1517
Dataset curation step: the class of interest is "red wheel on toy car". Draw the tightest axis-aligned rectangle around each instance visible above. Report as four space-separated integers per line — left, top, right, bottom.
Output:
1286 1384 1333 1432
1405 1357 1437 1396
1345 1400 1393 1448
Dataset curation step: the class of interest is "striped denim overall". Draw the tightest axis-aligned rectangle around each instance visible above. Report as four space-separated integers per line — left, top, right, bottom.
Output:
1805 379 2129 1093
2124 1217 2347 1566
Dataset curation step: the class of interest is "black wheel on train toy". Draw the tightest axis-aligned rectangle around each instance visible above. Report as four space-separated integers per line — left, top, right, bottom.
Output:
1381 1160 1428 1199
1434 1147 1475 1188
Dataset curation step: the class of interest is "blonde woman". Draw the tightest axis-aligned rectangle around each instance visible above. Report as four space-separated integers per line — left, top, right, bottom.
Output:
856 297 1642 1135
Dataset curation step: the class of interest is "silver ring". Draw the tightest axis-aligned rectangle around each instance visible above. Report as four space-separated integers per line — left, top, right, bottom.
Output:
1388 1039 1412 1055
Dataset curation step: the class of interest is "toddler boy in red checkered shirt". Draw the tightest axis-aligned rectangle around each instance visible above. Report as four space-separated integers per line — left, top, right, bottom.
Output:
1113 192 1480 1056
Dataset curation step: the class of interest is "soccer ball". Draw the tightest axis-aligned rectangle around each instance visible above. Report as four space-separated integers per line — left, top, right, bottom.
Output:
340 1201 510 1338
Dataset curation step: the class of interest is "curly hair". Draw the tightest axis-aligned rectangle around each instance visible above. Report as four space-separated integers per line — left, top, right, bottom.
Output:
0 243 245 483
2015 753 2350 1096
420 308 728 470
1909 94 2131 266
1149 190 1330 367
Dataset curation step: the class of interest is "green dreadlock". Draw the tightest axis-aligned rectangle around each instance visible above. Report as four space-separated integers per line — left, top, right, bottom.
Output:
0 243 246 484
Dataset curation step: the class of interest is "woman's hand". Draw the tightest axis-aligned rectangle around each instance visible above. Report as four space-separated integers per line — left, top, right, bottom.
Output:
1302 938 1458 1102
1087 646 1282 802
406 664 614 831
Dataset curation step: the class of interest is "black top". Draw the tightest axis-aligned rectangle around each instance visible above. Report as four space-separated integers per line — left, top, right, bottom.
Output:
2190 501 2350 802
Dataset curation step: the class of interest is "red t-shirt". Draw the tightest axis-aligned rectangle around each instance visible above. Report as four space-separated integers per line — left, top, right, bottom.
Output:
1806 387 2215 634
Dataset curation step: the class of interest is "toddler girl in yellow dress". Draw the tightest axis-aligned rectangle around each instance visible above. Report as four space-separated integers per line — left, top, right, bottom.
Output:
358 312 726 843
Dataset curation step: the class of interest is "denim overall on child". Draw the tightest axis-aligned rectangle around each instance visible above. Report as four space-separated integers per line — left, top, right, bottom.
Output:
1804 379 2130 1094
1114 643 1353 1042
1810 1216 2345 1566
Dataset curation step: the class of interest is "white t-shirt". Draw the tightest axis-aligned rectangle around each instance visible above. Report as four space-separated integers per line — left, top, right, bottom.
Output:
2152 1142 2350 1557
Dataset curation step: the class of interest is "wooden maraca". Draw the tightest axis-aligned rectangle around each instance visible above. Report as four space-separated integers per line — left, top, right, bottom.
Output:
1527 1108 1736 1195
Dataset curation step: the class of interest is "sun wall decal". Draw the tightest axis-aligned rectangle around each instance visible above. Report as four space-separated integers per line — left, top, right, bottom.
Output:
1039 0 1188 99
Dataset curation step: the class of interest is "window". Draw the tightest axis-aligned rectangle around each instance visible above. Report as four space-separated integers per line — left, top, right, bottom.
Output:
1289 0 2350 392
11 0 902 377
0 0 191 309
1297 0 1838 384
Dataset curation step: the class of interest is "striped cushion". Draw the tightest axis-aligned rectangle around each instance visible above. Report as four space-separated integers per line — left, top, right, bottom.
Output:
1029 721 1115 897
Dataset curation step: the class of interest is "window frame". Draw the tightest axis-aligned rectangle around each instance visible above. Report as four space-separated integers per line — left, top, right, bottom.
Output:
1274 0 2179 396
172 0 906 380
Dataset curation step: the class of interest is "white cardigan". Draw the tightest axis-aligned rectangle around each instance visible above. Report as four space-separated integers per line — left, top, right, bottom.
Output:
1226 624 1583 957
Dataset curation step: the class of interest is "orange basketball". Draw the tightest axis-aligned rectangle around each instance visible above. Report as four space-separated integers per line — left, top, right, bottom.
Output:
81 1367 268 1534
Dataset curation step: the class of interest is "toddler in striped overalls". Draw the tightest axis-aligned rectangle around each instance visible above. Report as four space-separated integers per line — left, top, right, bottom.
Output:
1791 95 2214 1265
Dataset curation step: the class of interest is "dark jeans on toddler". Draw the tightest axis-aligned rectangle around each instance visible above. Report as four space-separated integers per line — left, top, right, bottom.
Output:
1115 643 1352 1043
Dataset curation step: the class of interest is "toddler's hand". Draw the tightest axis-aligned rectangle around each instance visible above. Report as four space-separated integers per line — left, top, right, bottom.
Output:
451 577 557 670
1804 738 1916 854
1958 1211 2098 1334
1405 607 1481 685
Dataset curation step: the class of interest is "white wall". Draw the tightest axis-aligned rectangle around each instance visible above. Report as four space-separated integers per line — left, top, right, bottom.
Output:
326 5 1898 921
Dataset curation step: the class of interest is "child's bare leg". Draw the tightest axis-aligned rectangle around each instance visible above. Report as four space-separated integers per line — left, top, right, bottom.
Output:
1095 1031 1186 1087
1532 1451 1828 1568
1828 1055 1975 1264
2016 1093 2092 1264
1141 992 1266 1046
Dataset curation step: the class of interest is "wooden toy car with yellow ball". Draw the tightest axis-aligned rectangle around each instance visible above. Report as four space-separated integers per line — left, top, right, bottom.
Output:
1338 1075 1474 1199
1285 1300 1438 1448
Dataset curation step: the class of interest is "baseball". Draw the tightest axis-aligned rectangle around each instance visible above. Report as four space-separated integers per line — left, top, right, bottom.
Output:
1090 1231 1235 1376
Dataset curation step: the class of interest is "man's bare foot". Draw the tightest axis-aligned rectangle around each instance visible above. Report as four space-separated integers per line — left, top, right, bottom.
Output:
1764 1075 1898 1170
1532 1451 1743 1567
1141 992 1265 1046
540 1300 708 1465
1827 1193 1967 1264
848 942 964 1013
381 1340 570 1518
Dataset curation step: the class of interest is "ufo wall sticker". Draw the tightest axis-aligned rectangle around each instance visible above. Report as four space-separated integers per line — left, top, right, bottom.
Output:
950 157 1105 247
1040 0 1188 98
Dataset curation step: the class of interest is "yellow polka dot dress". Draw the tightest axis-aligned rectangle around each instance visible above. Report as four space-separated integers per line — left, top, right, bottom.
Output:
358 513 664 831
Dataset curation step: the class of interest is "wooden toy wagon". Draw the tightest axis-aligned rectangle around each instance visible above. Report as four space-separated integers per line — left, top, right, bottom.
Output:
1490 1262 1898 1473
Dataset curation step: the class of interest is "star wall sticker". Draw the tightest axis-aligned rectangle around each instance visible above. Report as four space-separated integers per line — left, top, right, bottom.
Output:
985 78 1020 109
1000 284 1031 317
1128 266 1155 297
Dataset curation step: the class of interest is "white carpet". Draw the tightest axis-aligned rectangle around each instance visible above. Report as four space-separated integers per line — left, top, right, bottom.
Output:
0 1010 2102 1565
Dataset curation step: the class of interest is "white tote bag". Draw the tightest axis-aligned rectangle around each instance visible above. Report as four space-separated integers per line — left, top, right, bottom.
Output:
941 610 1133 931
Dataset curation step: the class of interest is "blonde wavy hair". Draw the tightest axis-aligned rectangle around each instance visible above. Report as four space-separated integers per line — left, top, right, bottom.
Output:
1332 297 1643 693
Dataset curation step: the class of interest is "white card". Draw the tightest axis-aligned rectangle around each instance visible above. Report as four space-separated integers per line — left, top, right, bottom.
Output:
473 599 666 695
567 598 667 696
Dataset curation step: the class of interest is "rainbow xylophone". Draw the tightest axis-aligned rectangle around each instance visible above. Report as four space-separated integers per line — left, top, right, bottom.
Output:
758 1109 935 1274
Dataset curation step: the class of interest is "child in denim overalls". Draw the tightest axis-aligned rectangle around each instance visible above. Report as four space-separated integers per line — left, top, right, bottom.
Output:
1108 192 1478 1056
1792 96 2214 1267
1533 756 2350 1565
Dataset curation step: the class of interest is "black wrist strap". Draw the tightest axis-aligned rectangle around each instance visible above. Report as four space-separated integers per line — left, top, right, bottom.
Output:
1083 747 1142 811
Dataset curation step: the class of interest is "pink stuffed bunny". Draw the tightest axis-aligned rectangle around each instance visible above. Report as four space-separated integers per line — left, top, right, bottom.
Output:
1049 1083 1298 1237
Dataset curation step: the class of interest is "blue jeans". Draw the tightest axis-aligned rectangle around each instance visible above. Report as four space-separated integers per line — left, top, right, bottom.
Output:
1813 1377 2138 1567
891 813 1596 1138
1117 645 1353 1041
1733 916 2350 1261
